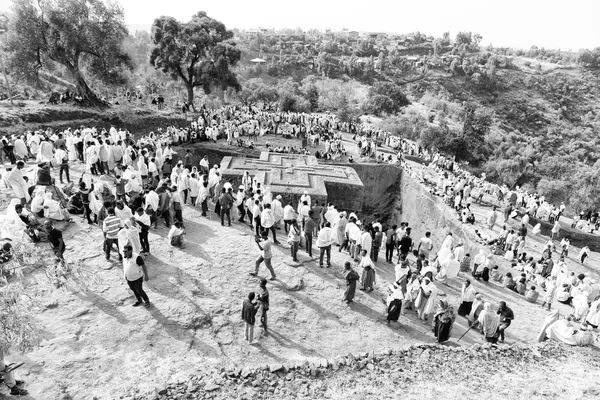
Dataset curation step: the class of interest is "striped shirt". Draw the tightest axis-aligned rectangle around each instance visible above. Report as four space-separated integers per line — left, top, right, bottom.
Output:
103 215 122 239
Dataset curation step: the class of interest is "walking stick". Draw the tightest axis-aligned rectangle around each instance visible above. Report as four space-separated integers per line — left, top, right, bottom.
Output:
457 324 474 342
50 183 68 210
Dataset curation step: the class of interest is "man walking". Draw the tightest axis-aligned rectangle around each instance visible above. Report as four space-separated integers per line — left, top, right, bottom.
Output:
417 231 433 260
261 203 279 243
103 207 123 263
343 261 360 304
283 202 295 234
497 301 514 343
55 144 71 184
122 244 150 308
398 228 413 262
241 292 259 343
219 187 234 226
317 222 335 268
250 231 276 280
304 210 318 257
385 224 397 263
135 207 151 254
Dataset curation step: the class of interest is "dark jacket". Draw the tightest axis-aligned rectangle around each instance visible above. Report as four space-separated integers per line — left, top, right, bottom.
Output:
220 192 234 210
241 299 258 325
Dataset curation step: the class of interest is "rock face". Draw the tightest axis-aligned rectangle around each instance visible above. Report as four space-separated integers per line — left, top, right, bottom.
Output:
337 162 403 222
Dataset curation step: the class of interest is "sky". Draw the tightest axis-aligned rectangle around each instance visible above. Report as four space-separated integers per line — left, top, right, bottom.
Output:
1 0 599 50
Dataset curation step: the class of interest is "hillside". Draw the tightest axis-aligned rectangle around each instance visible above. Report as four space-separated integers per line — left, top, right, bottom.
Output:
2 26 599 209
231 34 600 212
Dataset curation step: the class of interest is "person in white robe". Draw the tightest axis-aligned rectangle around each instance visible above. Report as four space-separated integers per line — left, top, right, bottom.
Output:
272 195 284 227
36 141 54 164
115 202 134 222
118 220 142 256
440 233 454 252
6 162 31 203
298 191 311 213
416 277 438 322
43 192 71 221
14 138 28 159
188 173 200 205
263 187 273 205
584 298 600 329
572 292 590 321
359 228 373 259
28 133 40 156
66 132 78 161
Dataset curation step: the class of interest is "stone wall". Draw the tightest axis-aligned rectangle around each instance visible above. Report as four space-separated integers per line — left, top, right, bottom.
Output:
392 171 481 258
331 162 402 223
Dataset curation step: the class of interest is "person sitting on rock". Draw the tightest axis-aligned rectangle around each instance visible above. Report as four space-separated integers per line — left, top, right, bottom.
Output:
502 272 517 292
489 265 502 282
525 286 539 303
167 221 186 248
0 348 27 395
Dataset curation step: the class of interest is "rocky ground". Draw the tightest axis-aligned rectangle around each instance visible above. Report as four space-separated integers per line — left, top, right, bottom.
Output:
148 341 600 400
1 132 599 400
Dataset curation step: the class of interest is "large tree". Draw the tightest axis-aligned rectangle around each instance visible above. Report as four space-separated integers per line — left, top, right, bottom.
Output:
6 0 131 106
364 82 410 116
149 11 241 110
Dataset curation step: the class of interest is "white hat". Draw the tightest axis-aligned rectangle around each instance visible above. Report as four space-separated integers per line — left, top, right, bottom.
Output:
276 195 282 200
303 190 308 195
239 185 245 190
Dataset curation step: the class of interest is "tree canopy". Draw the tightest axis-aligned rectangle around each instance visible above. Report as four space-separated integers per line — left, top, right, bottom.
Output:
149 11 241 110
6 0 131 106
364 82 410 116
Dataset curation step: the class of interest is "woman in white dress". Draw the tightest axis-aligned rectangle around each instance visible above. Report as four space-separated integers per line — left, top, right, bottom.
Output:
66 131 78 161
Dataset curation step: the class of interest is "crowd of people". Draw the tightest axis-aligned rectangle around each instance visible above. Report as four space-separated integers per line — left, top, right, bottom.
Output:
1 104 600 394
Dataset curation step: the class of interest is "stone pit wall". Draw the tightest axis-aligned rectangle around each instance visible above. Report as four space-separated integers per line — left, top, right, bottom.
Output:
394 171 481 258
331 162 402 222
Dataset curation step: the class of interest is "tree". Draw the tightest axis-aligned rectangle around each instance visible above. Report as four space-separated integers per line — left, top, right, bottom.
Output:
6 0 132 106
237 78 278 108
455 32 472 47
150 11 241 110
365 82 410 116
577 47 600 68
471 34 483 52
441 32 451 46
337 93 356 123
123 30 152 71
304 84 319 111
459 103 492 164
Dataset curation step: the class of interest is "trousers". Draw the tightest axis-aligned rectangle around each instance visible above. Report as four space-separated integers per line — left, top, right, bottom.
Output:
244 322 254 342
319 245 332 267
127 277 149 303
255 256 276 279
